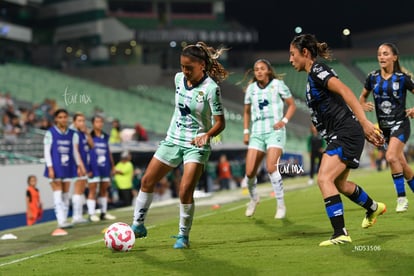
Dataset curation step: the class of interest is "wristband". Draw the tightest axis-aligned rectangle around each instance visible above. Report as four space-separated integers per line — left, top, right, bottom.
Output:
281 117 288 124
243 129 250 134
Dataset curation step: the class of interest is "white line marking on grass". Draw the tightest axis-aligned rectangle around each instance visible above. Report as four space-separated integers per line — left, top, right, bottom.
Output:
0 225 156 267
0 248 68 267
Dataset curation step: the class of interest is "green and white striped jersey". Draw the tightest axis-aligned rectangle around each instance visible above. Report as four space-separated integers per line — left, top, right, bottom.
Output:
244 79 292 134
165 72 224 147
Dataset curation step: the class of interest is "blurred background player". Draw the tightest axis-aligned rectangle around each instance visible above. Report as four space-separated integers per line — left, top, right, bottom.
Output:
242 59 296 219
289 33 386 246
26 175 43 226
360 42 414 212
43 109 85 236
216 154 233 190
87 115 116 222
131 41 228 249
71 112 94 224
114 151 134 207
307 124 325 185
109 118 121 144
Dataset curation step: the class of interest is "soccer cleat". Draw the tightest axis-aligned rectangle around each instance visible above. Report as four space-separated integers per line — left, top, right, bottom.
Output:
173 235 189 249
58 222 73 229
275 205 286 219
72 217 89 225
319 235 352 246
100 213 116 220
362 202 386 228
396 197 409 213
131 223 147 238
51 228 68 236
88 214 100 222
245 196 260 217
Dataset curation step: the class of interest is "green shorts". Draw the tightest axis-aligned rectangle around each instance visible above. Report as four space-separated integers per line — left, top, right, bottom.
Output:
248 130 286 152
154 140 211 167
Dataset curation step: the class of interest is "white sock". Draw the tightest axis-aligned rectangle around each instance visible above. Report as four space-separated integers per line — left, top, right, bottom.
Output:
245 176 258 201
178 203 195 237
72 194 83 220
133 191 153 225
98 197 107 214
53 191 65 225
62 192 70 221
86 199 96 216
269 171 285 207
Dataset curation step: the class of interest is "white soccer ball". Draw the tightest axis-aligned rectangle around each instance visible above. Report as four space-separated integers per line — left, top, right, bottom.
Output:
104 222 135 252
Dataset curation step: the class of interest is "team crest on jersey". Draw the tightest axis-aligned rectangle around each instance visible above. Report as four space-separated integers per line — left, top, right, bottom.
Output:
196 91 204 103
392 82 399 91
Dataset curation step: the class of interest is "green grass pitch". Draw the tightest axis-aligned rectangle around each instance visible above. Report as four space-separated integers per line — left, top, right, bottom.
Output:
1 167 414 275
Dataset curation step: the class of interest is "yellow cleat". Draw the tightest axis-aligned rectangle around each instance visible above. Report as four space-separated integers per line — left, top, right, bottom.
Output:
362 202 386 228
319 235 352 246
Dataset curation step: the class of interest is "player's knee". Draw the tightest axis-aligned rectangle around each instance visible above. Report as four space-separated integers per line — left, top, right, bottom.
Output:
385 152 398 164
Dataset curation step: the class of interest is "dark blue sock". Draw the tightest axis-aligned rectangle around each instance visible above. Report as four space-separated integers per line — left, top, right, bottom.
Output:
407 177 414 193
324 195 347 237
392 173 405 197
346 185 376 213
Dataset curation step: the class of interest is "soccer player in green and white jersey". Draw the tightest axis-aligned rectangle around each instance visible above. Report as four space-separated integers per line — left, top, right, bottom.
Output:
131 42 229 249
243 59 297 219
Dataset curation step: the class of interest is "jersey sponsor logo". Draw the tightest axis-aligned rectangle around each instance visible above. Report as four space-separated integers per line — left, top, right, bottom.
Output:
393 90 399 98
57 145 70 154
94 142 107 148
61 154 69 166
313 65 323 73
213 102 223 112
258 99 269 110
178 103 191 116
380 100 392 114
317 70 330 81
215 87 220 96
57 140 71 145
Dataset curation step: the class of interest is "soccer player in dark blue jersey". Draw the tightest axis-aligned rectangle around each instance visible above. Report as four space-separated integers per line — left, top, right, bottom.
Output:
360 42 414 213
289 34 386 246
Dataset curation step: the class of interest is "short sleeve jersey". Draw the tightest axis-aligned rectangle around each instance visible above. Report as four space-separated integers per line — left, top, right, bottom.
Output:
306 62 355 140
244 78 292 134
364 70 414 129
165 72 224 147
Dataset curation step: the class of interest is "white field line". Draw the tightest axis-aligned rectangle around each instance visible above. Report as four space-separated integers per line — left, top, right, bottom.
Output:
0 183 309 268
0 225 156 268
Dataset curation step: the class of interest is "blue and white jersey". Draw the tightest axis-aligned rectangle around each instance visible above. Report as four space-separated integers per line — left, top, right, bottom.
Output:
306 62 355 141
364 70 414 129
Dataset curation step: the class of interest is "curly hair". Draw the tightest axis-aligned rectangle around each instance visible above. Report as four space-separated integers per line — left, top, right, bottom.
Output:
181 41 229 83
